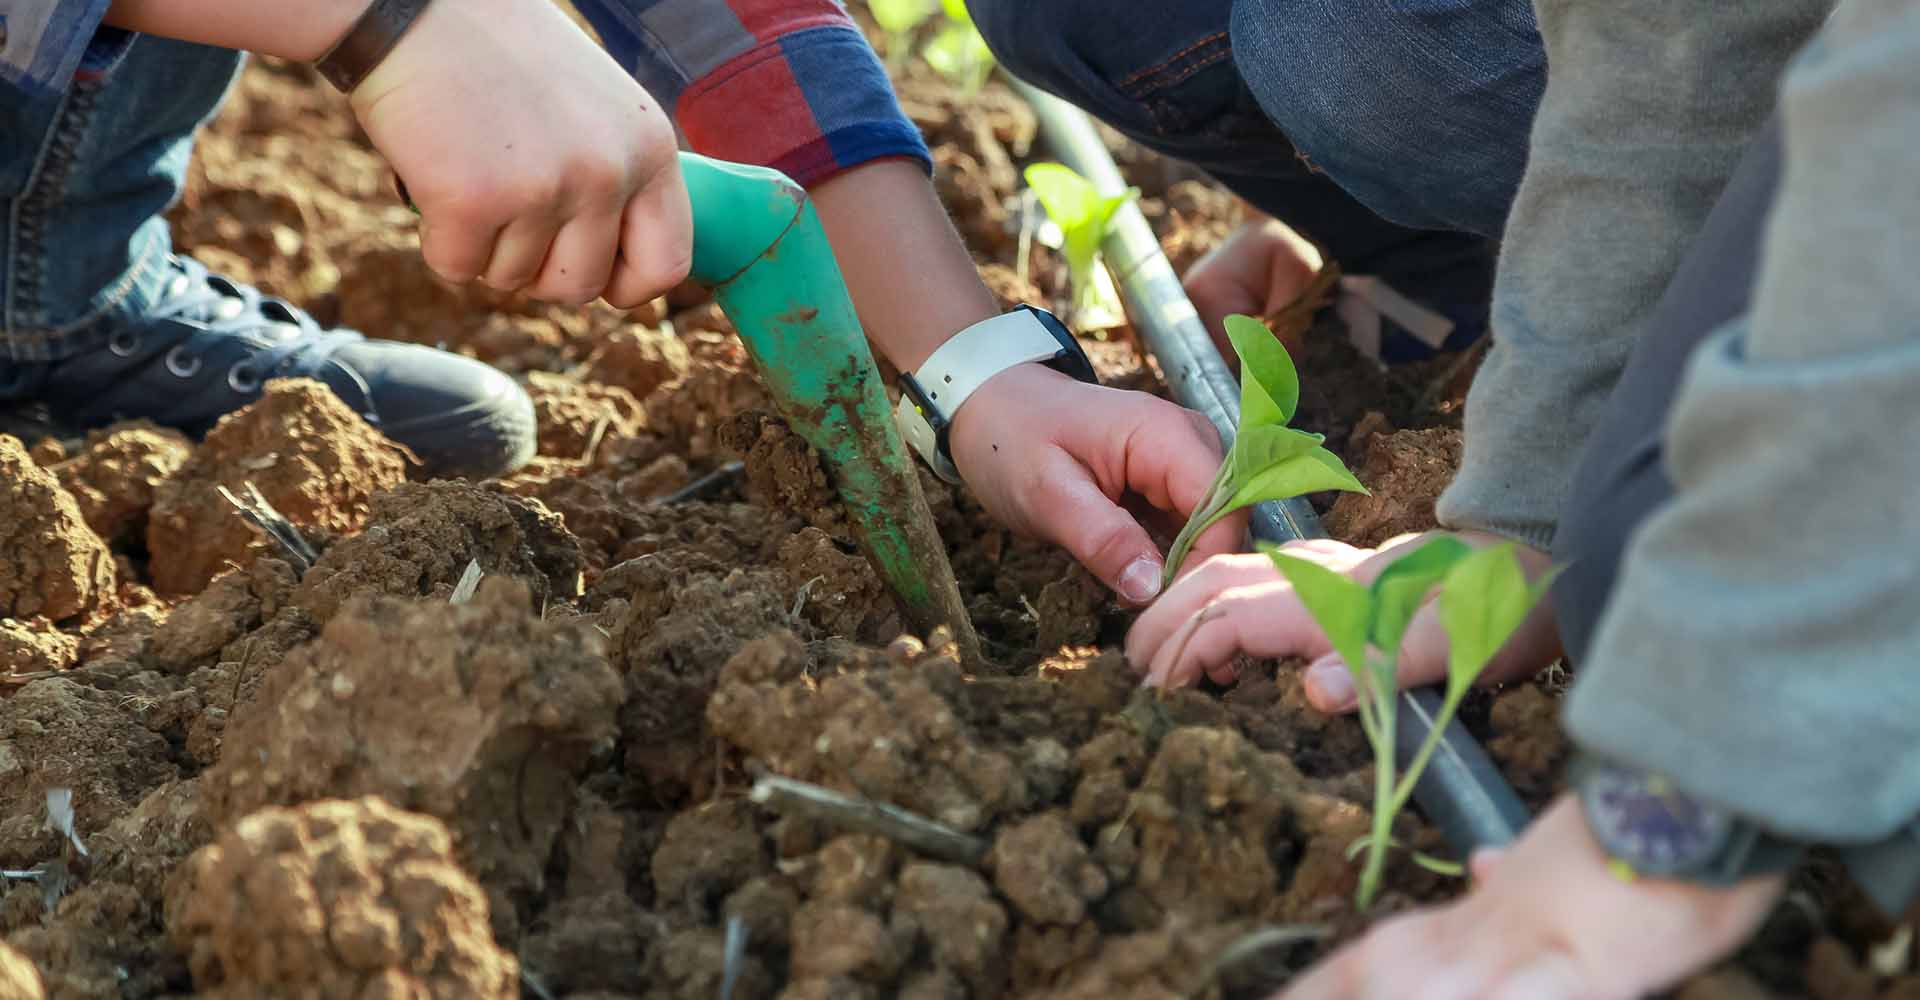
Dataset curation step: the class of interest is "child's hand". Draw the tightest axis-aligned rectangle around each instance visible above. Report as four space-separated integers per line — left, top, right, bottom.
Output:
350 0 691 308
1184 215 1325 358
947 364 1246 606
1125 531 1562 705
1280 796 1782 999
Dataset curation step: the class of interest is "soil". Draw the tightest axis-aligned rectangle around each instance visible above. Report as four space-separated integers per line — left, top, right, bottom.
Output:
0 24 1900 1000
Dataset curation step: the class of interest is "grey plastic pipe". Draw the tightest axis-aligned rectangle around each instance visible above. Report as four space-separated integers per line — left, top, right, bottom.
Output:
1011 79 1530 853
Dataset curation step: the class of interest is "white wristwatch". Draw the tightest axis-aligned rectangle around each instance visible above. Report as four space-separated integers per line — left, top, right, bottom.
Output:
893 305 1100 484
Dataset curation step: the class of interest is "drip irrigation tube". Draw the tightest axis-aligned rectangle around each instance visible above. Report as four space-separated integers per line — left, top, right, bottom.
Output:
1012 79 1531 854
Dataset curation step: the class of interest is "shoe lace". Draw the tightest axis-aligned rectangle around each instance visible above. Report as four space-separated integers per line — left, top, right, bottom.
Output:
145 256 361 381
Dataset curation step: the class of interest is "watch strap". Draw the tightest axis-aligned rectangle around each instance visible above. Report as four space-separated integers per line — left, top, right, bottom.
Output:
316 0 434 93
1575 754 1805 887
893 307 1095 484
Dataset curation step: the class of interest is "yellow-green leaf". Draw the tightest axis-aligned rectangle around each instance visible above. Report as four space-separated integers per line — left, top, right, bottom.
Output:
869 0 935 35
1368 537 1473 657
924 19 995 94
1224 314 1300 427
1024 163 1135 311
1437 545 1548 700
1265 547 1371 676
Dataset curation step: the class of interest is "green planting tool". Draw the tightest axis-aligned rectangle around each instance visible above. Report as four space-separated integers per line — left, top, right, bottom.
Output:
677 152 981 665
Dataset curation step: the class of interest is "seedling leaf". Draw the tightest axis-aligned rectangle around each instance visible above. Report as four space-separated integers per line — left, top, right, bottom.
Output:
923 13 996 95
1263 548 1371 677
1437 547 1558 700
1367 537 1472 657
1224 313 1300 426
869 0 935 34
1160 315 1367 584
1024 163 1137 314
1222 445 1367 517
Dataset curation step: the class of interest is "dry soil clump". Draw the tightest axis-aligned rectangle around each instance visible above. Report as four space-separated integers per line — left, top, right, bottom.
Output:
169 797 519 999
145 379 407 594
205 577 620 935
51 421 193 545
0 436 114 622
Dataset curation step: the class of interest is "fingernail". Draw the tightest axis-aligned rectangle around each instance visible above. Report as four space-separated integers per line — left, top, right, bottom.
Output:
1118 557 1162 605
1305 658 1356 712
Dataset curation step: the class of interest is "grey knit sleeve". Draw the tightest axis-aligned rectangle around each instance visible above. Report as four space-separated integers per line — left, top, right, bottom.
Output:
1566 0 1920 846
1432 0 1829 548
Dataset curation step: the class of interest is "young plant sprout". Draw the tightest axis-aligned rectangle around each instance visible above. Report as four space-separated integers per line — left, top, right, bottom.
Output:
1023 163 1138 319
923 0 996 95
1160 314 1367 585
1265 538 1557 909
866 0 935 73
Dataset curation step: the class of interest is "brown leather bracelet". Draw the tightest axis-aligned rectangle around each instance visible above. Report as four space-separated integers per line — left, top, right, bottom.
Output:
315 0 434 94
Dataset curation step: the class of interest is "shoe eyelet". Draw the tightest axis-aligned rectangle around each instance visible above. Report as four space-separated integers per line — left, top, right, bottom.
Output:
228 364 262 394
109 330 141 357
164 346 203 379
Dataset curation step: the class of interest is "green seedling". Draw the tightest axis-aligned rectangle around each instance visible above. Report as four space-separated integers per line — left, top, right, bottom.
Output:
923 0 995 95
1161 314 1367 585
1265 538 1557 909
866 0 936 72
1023 163 1137 319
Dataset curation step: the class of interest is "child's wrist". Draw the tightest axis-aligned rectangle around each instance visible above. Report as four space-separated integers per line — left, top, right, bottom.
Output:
316 0 434 92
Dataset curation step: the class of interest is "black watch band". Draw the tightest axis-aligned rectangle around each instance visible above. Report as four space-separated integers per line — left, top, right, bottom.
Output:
316 0 434 94
1574 754 1804 887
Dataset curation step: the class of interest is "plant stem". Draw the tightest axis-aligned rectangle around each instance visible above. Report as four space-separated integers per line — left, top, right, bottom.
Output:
1384 686 1471 821
1162 460 1235 585
1358 721 1396 910
1352 654 1399 910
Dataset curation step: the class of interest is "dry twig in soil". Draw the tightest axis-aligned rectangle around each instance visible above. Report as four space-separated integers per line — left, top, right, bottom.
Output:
218 482 319 572
749 775 988 866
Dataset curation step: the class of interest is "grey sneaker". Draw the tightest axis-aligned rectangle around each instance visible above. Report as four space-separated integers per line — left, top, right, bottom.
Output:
3 256 535 479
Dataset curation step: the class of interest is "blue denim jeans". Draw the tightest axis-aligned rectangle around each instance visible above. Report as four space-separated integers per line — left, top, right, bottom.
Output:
970 0 1546 351
0 36 242 364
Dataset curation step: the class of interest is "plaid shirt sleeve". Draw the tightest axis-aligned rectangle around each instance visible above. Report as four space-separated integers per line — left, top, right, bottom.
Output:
0 0 134 98
570 0 931 187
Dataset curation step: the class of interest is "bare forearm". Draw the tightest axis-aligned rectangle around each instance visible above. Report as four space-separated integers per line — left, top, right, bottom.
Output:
810 159 999 372
105 0 365 62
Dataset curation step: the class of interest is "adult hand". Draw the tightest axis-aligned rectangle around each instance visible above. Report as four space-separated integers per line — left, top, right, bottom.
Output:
947 364 1245 606
1280 795 1783 999
350 0 691 307
1125 530 1562 701
1184 215 1326 357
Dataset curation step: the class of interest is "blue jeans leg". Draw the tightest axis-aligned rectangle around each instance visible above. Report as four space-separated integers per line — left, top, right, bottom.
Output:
0 35 243 364
970 0 1544 354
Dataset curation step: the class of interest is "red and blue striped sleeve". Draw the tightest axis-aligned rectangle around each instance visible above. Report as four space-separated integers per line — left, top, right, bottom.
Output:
571 0 931 188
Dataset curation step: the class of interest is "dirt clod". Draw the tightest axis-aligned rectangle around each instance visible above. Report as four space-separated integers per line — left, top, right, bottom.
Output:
0 436 114 622
169 797 518 999
147 379 408 594
52 422 193 545
205 577 621 933
291 479 583 625
990 813 1109 925
1323 427 1462 547
582 325 691 400
0 679 177 866
524 371 647 459
0 621 78 675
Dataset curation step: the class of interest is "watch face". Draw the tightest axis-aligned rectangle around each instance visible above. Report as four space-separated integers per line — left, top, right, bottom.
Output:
1582 763 1735 876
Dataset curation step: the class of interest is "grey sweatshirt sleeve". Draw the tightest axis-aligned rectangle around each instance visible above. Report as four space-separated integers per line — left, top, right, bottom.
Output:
1565 0 1920 844
1432 0 1830 548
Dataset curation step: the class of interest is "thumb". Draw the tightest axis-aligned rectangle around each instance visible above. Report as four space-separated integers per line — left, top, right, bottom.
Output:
1037 457 1167 605
1300 602 1452 713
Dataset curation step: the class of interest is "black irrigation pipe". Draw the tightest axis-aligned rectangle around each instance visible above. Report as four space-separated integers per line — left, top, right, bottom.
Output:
1012 79 1531 854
